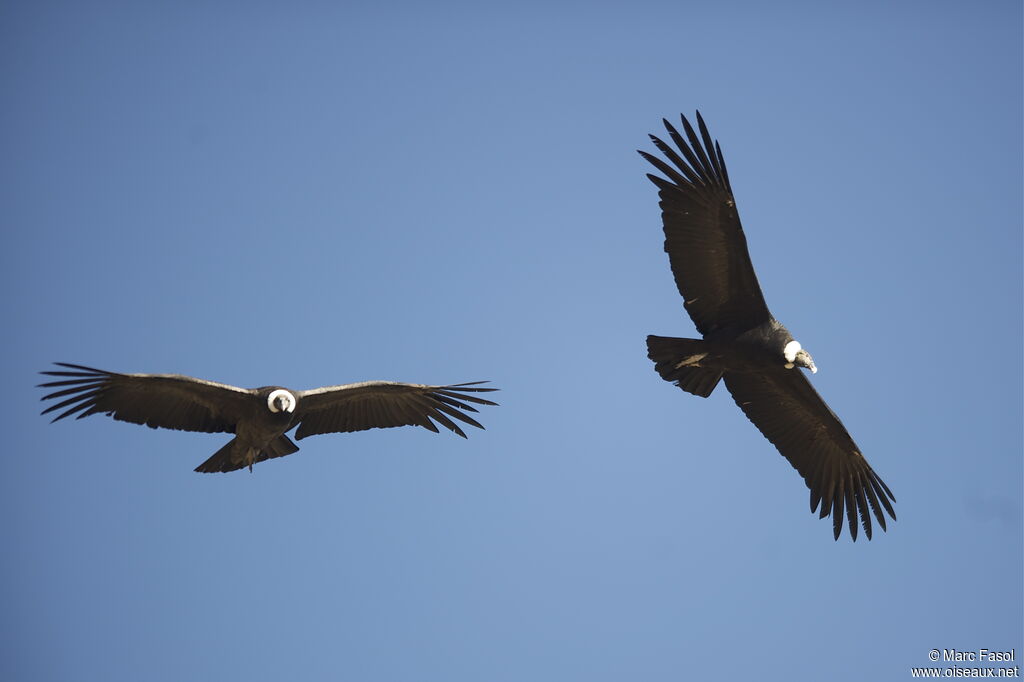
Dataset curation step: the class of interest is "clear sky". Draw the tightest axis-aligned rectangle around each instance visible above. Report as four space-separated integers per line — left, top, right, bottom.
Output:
2 2 1021 681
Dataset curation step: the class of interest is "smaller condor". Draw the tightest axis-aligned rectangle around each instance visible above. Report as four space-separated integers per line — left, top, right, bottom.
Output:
39 363 497 473
639 112 896 541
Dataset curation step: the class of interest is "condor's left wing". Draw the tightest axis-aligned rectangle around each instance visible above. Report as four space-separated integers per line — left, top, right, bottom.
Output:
293 381 498 440
723 369 896 541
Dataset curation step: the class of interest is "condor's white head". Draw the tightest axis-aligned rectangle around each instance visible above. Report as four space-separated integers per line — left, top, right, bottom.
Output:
783 340 817 374
266 389 297 413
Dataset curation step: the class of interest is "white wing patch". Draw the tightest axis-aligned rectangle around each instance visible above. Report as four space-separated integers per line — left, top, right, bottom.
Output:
674 353 708 369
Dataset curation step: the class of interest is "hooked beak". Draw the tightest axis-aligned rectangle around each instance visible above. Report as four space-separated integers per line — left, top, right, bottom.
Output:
796 350 817 374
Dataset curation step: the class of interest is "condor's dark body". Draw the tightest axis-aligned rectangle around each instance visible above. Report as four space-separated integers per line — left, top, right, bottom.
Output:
203 386 301 474
640 112 896 541
39 363 497 473
649 319 801 397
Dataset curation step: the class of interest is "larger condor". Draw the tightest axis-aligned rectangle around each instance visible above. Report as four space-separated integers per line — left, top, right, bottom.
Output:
639 112 896 540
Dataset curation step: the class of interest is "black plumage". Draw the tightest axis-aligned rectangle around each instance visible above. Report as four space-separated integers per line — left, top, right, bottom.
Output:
640 112 895 540
39 363 497 473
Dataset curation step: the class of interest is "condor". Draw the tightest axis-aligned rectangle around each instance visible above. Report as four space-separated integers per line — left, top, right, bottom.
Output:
639 112 895 540
39 363 497 473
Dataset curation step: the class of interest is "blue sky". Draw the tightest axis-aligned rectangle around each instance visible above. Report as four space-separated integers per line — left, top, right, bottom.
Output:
2 2 1021 680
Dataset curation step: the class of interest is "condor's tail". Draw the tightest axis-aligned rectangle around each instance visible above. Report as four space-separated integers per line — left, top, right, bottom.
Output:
646 335 723 398
194 435 300 473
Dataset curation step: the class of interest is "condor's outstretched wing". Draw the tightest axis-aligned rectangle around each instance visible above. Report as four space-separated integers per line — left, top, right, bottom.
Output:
39 363 253 433
723 370 896 541
293 381 498 440
639 112 771 336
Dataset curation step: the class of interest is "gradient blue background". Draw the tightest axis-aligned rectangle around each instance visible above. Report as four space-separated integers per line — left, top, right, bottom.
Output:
3 2 1021 680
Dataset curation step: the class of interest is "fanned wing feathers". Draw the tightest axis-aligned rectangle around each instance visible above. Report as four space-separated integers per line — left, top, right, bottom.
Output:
38 363 252 433
639 112 771 336
723 370 896 541
293 381 498 440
